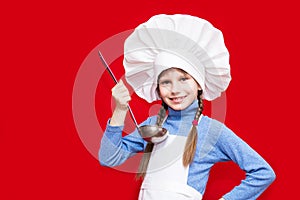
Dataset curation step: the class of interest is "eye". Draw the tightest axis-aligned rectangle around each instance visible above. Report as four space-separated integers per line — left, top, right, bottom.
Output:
159 80 171 85
180 77 189 81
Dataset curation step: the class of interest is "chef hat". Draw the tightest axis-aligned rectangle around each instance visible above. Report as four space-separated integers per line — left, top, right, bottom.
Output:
123 14 231 102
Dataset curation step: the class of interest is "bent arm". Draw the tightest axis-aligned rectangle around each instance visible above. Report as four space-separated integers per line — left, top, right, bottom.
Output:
99 80 149 166
215 125 276 200
99 117 156 166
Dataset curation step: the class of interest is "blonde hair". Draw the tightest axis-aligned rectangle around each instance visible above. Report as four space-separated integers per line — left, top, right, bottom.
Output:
136 101 168 179
183 89 203 166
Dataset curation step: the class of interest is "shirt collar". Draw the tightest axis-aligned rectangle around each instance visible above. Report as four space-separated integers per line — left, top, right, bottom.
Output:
168 100 199 118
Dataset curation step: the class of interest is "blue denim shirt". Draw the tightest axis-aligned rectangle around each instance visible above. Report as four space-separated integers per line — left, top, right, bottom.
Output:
99 101 275 199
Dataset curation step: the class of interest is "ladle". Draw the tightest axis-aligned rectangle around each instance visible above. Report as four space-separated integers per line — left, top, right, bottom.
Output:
98 51 168 143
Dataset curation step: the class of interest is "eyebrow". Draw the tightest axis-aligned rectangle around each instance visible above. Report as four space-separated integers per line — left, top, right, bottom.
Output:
182 73 191 78
158 78 170 83
158 73 190 82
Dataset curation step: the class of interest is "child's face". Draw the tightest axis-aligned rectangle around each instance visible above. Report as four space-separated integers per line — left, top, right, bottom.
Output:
158 68 201 111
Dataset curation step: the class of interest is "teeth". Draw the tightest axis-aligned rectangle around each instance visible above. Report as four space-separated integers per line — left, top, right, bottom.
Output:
172 97 184 102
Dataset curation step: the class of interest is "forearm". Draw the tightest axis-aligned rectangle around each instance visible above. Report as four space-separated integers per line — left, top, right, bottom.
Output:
99 116 150 166
110 106 128 126
222 163 275 200
217 126 276 199
99 122 126 166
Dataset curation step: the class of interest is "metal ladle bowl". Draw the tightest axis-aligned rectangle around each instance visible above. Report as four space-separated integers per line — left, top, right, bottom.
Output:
139 125 169 143
98 51 169 144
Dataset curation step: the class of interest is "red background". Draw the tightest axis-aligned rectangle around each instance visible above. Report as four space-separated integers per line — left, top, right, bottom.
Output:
1 0 299 199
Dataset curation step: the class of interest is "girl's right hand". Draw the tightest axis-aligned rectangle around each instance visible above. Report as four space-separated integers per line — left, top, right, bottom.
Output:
111 80 131 110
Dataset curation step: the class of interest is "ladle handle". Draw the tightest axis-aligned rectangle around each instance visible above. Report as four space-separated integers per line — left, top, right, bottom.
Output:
98 51 140 129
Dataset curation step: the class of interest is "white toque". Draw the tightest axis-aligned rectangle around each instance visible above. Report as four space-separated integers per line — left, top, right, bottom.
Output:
123 14 231 102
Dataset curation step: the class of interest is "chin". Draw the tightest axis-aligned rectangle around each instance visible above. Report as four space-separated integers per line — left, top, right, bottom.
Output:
169 103 188 111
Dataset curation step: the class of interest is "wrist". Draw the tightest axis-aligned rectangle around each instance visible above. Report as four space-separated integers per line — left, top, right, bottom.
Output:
115 104 128 111
110 106 128 126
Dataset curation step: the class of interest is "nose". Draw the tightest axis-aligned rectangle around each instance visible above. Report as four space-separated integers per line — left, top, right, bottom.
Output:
170 81 181 94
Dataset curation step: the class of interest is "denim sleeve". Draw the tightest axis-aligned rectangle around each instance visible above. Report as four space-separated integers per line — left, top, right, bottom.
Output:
98 117 154 166
214 123 276 200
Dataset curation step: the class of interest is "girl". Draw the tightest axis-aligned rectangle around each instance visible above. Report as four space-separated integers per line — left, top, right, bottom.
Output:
99 14 275 200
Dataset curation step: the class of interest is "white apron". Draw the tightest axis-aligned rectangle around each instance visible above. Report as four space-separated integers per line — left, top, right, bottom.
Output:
138 134 203 200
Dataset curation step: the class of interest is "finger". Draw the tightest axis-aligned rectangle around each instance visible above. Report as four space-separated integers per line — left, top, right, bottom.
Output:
112 88 130 97
112 80 128 93
118 97 131 105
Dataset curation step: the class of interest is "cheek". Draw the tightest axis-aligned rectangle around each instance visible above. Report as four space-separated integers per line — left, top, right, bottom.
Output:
194 89 198 98
188 83 199 97
158 86 167 97
158 88 165 97
157 86 164 97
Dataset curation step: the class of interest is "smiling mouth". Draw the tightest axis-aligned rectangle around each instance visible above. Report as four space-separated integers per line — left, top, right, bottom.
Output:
169 96 186 103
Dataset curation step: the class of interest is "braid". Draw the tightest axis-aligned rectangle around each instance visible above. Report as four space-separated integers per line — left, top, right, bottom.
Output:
183 90 204 166
156 101 168 127
136 143 154 179
136 101 168 179
198 90 204 112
